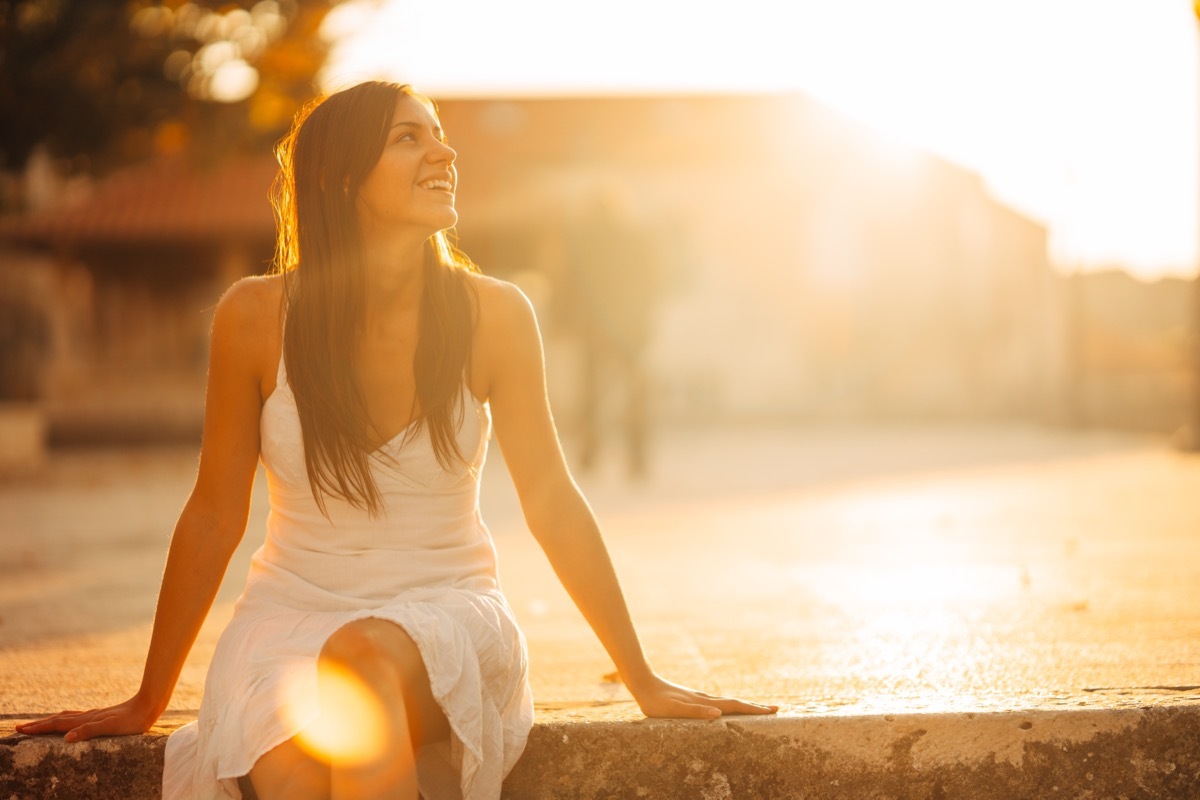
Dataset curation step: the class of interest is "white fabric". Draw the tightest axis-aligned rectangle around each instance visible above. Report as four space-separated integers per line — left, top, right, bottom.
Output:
162 351 534 799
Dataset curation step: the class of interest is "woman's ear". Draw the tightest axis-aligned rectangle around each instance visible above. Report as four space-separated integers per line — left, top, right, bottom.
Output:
315 172 349 196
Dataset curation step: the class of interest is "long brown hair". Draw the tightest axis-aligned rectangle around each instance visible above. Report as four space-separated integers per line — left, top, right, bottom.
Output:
269 81 479 517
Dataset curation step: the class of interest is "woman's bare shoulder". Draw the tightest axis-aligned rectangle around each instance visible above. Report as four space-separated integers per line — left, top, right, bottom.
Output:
465 272 544 399
211 274 286 378
465 271 535 331
217 274 284 318
213 274 284 336
464 272 541 397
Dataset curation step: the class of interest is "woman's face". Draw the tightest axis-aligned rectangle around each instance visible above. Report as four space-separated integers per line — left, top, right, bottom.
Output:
355 93 458 239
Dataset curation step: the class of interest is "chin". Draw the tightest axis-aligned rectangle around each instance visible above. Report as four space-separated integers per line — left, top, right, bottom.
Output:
432 208 459 230
403 209 458 240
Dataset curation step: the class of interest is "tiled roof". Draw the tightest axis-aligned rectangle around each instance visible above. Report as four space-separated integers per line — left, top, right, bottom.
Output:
0 155 278 246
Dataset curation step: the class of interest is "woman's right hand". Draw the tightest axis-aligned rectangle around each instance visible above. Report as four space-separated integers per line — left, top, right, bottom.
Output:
14 694 159 743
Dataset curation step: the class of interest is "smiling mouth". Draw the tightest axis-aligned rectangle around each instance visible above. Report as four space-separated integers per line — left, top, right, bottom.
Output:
418 179 454 193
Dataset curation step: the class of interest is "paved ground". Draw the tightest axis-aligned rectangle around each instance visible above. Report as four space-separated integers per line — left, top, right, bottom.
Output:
3 421 1200 732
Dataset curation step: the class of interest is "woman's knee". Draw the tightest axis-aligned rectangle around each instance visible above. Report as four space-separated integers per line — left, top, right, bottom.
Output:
319 618 425 687
318 618 449 745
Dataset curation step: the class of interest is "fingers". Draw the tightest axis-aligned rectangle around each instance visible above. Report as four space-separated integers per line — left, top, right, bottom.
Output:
636 677 781 720
64 722 102 743
15 697 153 743
730 700 779 715
16 713 86 735
670 701 723 719
16 710 111 740
706 696 779 716
663 692 778 718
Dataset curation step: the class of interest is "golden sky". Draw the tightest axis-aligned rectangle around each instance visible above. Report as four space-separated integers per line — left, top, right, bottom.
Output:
320 0 1198 281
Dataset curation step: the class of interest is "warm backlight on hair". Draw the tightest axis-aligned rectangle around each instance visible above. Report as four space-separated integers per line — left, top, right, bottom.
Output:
282 661 389 765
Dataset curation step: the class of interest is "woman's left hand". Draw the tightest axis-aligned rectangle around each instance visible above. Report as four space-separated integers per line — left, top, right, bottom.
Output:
629 673 779 719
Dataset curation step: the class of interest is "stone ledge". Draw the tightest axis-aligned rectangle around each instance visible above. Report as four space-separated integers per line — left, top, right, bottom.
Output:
3 705 1200 799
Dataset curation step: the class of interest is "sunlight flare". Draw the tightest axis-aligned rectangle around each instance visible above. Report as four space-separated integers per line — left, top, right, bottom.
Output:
280 661 390 765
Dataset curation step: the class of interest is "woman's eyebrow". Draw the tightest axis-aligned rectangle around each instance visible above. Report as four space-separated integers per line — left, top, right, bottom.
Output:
390 120 446 140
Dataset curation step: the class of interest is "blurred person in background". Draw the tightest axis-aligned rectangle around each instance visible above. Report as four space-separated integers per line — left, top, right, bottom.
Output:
567 185 669 479
16 81 776 800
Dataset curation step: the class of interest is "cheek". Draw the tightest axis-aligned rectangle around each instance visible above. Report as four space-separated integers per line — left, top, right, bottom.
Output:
358 173 411 216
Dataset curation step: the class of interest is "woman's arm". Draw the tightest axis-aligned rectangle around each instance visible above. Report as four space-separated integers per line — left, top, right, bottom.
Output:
16 277 275 741
476 278 776 719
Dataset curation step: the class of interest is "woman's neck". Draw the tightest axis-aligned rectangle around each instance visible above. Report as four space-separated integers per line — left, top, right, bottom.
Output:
361 233 427 329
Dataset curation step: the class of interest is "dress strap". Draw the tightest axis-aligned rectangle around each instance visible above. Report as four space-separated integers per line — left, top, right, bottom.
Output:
274 288 290 390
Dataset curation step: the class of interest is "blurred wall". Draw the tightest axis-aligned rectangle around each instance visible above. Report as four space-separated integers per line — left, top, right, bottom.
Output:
0 155 275 442
11 92 1184 443
438 93 1062 427
1067 270 1196 432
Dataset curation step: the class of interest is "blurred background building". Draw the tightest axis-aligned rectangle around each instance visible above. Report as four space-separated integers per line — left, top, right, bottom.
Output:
0 0 1195 469
438 95 1063 431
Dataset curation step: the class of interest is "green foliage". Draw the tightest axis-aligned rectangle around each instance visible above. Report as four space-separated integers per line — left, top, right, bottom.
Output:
0 0 334 172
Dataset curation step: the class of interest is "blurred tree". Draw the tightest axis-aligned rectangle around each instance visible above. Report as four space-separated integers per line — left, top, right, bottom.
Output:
0 0 335 174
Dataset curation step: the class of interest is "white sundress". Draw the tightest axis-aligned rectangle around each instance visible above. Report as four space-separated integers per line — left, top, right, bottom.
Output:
162 348 534 799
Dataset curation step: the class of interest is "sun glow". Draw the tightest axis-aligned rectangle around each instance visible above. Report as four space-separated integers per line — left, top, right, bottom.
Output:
319 0 1199 280
803 483 1021 617
280 661 390 766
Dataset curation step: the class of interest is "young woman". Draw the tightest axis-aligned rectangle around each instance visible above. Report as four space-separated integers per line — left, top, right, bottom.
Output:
16 81 777 800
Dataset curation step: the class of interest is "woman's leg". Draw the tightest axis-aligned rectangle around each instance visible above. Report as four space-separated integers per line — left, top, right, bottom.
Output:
318 618 450 800
245 738 330 799
246 618 448 800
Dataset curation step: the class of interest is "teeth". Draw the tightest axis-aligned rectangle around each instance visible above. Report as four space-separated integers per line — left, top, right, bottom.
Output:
420 179 452 191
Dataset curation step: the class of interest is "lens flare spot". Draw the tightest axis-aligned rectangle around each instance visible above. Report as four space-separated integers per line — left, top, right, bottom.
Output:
284 661 389 765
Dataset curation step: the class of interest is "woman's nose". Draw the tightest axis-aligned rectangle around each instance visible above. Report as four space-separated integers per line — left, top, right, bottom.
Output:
429 140 456 164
